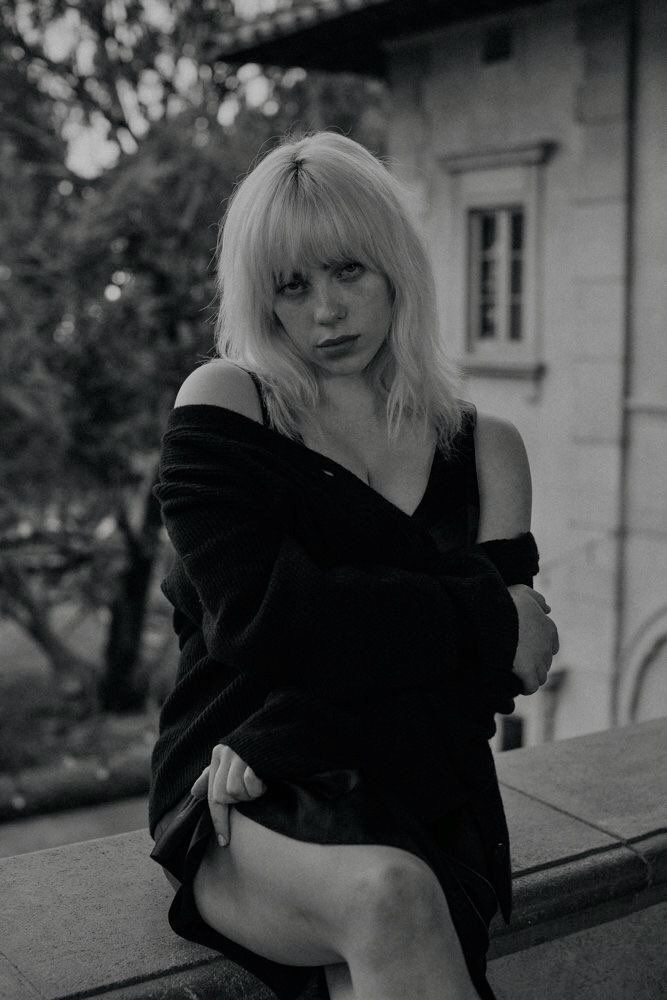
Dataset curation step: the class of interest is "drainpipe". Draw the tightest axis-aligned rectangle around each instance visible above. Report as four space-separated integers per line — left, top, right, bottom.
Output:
611 0 639 725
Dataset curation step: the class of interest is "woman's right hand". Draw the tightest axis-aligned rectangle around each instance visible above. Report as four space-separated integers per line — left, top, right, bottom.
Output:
508 584 560 695
190 744 267 847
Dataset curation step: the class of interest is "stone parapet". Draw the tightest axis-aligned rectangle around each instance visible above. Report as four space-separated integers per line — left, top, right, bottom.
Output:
0 718 664 1000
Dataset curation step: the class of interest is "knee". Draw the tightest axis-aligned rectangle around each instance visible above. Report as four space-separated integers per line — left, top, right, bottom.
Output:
344 855 447 963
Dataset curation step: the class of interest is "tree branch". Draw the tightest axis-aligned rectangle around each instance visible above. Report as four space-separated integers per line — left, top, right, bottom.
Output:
0 110 64 159
0 556 97 685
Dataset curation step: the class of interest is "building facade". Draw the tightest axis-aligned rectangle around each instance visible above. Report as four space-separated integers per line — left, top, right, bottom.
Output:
221 0 667 745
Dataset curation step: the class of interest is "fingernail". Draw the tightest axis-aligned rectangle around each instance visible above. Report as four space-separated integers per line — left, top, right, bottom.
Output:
217 834 228 847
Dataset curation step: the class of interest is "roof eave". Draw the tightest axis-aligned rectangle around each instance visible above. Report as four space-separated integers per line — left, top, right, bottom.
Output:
209 0 550 76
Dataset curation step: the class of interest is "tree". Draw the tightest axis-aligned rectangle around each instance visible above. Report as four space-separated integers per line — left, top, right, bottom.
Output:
0 32 105 708
57 109 252 709
0 0 388 715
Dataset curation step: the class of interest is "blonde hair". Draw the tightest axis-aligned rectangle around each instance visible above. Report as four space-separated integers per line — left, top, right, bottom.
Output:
215 131 463 450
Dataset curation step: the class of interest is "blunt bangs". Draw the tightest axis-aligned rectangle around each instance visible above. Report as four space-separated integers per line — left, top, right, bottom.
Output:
244 169 394 309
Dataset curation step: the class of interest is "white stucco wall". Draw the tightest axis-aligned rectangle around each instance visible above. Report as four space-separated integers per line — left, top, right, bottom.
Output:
384 0 664 743
617 0 667 725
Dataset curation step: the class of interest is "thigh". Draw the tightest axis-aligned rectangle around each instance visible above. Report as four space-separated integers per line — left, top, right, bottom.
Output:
192 805 439 968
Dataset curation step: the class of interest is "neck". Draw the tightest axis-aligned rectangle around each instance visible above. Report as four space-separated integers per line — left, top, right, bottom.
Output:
317 372 382 423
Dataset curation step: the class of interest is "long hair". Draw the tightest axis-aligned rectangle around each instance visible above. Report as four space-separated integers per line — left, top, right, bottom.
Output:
215 131 463 449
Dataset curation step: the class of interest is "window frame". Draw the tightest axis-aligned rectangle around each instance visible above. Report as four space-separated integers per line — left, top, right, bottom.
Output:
467 203 526 351
438 142 555 378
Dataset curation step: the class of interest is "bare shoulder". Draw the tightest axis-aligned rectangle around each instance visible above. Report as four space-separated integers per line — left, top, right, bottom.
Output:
474 412 532 542
174 359 262 423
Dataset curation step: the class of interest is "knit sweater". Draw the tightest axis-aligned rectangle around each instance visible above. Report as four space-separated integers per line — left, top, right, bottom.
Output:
148 403 538 837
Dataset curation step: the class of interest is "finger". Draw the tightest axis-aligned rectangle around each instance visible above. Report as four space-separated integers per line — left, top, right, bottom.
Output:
191 765 210 798
243 766 267 798
209 800 231 847
226 753 253 800
523 676 539 695
210 745 234 805
207 749 218 803
551 623 560 656
527 589 551 614
512 667 537 696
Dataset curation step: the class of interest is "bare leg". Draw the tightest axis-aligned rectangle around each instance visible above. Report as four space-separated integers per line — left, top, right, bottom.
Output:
192 807 480 1000
341 858 480 1000
325 963 356 999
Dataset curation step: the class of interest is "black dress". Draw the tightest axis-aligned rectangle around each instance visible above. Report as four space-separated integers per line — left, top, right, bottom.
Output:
151 377 523 1000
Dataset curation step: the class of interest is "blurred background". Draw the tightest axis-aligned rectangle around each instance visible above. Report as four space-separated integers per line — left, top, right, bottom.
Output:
1 0 665 856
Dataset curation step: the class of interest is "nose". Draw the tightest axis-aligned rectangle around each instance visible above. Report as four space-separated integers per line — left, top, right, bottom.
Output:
313 281 345 325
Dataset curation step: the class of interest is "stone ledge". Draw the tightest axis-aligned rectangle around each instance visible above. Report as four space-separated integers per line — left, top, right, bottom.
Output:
489 832 665 958
0 719 664 1000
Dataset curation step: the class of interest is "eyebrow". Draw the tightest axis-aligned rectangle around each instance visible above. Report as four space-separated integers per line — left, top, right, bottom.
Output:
274 258 355 286
275 268 306 283
275 263 327 280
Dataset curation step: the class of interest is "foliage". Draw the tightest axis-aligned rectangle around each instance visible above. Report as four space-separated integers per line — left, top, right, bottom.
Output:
0 669 157 772
0 0 388 720
0 672 65 771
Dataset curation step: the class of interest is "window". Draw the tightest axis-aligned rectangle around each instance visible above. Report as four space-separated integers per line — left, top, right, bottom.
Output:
468 206 525 349
438 141 555 378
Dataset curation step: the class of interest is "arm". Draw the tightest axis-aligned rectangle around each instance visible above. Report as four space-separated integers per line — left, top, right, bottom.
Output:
475 413 539 584
475 412 531 543
474 413 558 700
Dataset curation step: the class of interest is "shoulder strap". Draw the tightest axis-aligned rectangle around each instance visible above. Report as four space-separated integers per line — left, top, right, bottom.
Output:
460 404 481 546
246 370 270 427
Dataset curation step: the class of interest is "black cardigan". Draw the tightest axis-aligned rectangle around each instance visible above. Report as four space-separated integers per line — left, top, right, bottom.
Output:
149 404 537 844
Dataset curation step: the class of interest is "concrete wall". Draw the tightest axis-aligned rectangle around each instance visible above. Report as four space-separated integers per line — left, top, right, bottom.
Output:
617 0 667 726
385 0 665 744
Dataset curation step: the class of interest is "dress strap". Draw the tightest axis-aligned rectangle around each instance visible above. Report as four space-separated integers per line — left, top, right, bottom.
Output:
246 370 270 427
462 405 481 546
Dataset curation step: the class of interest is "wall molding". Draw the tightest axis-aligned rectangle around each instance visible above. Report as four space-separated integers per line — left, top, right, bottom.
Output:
460 359 547 380
440 141 558 174
625 397 667 417
618 605 667 725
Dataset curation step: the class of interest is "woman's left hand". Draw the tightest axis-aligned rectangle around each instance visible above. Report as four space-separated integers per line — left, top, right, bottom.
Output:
508 584 559 694
191 743 266 847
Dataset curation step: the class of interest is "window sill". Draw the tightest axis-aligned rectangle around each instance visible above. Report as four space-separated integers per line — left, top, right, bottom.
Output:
461 358 547 380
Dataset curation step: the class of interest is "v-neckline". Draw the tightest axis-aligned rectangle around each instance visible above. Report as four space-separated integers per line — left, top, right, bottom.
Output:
172 403 441 522
298 432 441 520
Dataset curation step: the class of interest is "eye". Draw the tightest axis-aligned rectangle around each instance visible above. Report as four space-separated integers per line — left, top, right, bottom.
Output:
276 273 307 296
338 261 364 280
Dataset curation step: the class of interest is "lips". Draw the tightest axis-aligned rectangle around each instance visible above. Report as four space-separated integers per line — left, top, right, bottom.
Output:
317 335 359 349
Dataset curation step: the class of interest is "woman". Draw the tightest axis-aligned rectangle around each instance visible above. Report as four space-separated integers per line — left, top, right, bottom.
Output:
149 131 558 1000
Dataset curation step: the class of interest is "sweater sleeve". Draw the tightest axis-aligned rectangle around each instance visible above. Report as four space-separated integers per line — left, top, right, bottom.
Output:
154 416 519 710
477 532 540 587
219 535 540 796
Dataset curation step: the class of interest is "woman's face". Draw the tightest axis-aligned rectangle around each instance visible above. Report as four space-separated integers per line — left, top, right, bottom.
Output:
272 260 393 375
